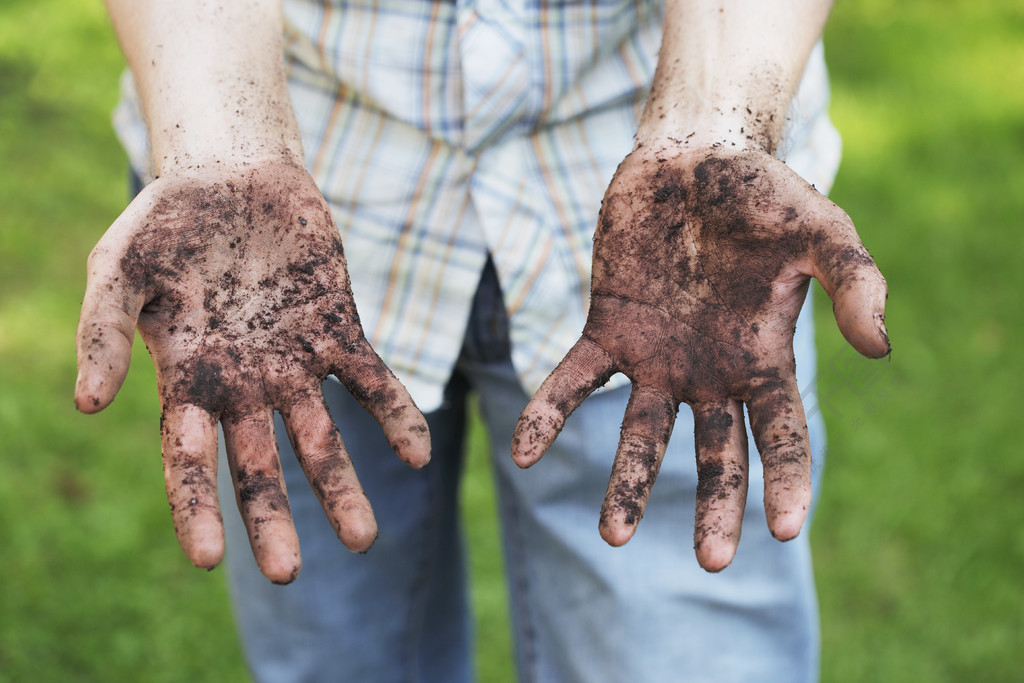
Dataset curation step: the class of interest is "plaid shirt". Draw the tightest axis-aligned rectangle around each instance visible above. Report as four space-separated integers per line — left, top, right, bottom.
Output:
114 0 840 411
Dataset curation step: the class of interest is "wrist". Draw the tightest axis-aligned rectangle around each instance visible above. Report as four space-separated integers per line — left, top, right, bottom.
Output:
635 101 785 155
635 0 819 156
109 0 304 177
153 136 304 178
149 84 304 177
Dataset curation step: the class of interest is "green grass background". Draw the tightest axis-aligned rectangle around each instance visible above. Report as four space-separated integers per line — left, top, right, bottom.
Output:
1 0 1021 680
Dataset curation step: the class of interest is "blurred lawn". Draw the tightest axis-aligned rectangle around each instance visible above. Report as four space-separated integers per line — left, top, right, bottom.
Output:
817 2 1024 680
0 1 1021 681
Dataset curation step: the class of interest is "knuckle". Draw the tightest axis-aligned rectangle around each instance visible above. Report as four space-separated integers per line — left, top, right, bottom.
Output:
86 243 108 267
303 424 342 460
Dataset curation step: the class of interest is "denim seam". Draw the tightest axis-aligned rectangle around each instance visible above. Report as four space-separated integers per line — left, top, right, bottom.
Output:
402 456 443 683
492 440 538 683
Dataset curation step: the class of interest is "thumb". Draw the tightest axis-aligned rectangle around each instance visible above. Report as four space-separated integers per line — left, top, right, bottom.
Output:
75 243 145 413
809 211 890 359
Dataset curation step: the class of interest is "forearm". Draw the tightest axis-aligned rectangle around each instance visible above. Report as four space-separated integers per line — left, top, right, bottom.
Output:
105 0 303 175
637 0 832 153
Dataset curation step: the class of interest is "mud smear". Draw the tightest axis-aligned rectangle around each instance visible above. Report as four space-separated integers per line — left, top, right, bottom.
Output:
236 465 291 515
599 390 675 531
574 148 882 532
116 164 415 553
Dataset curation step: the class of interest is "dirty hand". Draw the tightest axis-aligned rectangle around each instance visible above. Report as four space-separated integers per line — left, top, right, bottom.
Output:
513 143 888 571
75 162 430 583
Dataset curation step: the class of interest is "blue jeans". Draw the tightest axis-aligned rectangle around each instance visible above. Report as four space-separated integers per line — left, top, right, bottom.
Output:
216 259 826 682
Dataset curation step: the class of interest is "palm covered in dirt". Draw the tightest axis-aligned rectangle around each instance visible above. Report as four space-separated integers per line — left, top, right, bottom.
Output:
513 145 889 571
75 163 430 583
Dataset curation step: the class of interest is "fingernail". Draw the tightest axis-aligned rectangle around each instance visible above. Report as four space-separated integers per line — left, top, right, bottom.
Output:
874 313 890 351
73 374 83 412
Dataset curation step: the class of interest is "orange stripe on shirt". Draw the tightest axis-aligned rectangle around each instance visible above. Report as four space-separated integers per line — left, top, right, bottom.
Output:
370 140 444 342
490 175 528 256
311 94 347 179
411 191 473 363
531 134 589 309
423 1 443 138
507 238 551 316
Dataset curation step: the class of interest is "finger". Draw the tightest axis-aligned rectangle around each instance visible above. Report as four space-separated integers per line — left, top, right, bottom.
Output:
333 338 430 469
75 247 145 413
692 399 749 572
599 387 677 547
160 403 224 570
512 336 616 468
745 379 812 542
223 408 302 584
280 390 378 553
809 215 890 358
